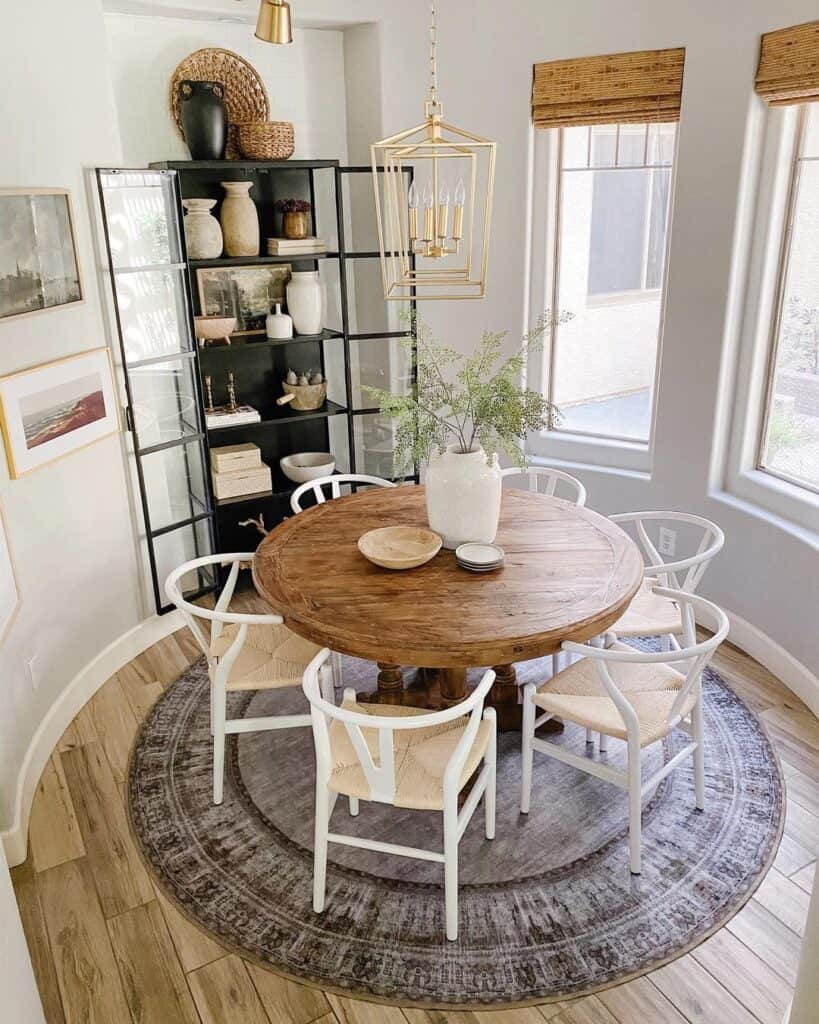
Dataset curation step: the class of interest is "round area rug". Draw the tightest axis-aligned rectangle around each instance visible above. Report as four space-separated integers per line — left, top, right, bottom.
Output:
128 642 784 1009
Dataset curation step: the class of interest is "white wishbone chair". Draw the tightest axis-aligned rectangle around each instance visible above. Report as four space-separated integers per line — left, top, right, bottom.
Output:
521 588 729 875
501 465 587 507
609 511 724 650
165 554 334 806
502 465 586 679
290 473 396 514
303 649 497 941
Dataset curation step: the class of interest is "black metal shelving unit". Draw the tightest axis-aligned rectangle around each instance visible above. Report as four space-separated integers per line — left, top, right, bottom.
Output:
150 159 417 573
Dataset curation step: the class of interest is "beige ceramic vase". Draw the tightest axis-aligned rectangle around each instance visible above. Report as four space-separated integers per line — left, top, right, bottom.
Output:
219 181 259 257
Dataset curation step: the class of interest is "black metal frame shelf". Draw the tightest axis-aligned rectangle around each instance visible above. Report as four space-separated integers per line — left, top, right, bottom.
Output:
97 159 417 613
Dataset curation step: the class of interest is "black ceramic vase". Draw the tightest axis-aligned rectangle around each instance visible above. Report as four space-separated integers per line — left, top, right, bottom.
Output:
178 80 227 161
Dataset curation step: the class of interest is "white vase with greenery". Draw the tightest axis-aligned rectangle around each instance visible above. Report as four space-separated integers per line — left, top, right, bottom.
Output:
363 311 570 548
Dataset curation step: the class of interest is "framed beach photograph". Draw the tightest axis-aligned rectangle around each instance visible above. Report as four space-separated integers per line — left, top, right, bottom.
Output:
196 264 291 337
0 189 82 322
0 498 20 646
0 348 120 478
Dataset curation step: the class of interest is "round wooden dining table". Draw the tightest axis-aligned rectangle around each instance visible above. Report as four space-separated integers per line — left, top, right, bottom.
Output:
253 484 644 730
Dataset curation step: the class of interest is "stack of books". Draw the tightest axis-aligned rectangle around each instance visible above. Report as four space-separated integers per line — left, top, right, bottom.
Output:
210 443 272 500
205 404 261 430
267 237 327 256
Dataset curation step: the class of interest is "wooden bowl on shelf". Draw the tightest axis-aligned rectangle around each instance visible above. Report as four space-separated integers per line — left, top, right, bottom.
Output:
194 315 237 346
358 526 442 571
277 379 327 411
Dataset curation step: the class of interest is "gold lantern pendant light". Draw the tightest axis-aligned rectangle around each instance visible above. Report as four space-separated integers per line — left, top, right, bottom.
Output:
371 0 496 300
255 0 293 45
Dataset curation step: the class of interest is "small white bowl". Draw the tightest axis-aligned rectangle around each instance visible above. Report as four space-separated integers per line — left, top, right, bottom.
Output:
280 452 335 483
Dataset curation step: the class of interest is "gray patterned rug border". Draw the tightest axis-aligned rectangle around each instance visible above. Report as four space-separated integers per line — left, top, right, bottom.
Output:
126 648 785 1010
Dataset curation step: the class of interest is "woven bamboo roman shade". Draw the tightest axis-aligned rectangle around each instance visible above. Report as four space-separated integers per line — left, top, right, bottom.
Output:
756 21 819 105
532 48 685 129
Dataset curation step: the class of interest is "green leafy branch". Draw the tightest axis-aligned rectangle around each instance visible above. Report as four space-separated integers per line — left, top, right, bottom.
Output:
362 309 573 475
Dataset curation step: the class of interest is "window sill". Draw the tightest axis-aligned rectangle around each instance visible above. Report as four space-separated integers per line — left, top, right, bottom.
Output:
527 429 651 474
723 465 819 538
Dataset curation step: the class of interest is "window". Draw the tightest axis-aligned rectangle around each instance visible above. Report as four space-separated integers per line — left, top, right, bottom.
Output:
546 122 676 443
758 104 819 494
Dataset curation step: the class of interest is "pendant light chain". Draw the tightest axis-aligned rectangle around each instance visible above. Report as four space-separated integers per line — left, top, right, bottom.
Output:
429 0 438 107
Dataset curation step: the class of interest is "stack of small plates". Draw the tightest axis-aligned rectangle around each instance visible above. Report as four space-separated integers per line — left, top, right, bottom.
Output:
455 542 505 572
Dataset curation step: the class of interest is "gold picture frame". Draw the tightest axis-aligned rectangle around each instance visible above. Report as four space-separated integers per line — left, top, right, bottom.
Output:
196 263 291 337
0 496 20 646
0 188 83 323
0 347 120 479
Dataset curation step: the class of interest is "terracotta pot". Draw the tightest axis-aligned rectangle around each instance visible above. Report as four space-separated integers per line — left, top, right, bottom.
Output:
283 211 309 239
182 199 223 259
220 181 259 257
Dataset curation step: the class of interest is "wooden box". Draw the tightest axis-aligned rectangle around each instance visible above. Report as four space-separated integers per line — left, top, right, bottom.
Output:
212 463 272 500
210 443 262 474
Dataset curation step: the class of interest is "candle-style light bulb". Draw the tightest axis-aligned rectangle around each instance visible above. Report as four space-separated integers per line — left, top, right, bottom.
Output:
453 178 466 239
437 183 450 239
407 182 419 239
422 180 434 241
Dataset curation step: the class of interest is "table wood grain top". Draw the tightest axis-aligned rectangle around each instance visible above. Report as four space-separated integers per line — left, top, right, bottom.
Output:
252 485 644 668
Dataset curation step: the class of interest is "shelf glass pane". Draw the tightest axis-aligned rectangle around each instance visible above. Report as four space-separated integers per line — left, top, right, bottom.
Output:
141 439 210 533
98 170 184 269
115 267 194 364
353 412 400 479
350 335 411 409
130 357 201 448
152 518 214 602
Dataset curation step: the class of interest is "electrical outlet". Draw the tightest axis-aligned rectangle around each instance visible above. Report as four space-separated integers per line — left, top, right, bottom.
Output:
658 527 676 557
25 655 39 690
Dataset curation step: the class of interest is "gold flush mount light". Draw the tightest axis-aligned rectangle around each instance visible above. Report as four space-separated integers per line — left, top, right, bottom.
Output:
371 0 496 300
255 0 293 44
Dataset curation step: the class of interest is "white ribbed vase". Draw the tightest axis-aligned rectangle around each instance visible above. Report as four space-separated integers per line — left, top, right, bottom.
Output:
425 444 502 549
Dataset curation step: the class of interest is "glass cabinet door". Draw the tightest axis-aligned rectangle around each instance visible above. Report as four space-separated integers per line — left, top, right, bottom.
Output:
96 168 215 613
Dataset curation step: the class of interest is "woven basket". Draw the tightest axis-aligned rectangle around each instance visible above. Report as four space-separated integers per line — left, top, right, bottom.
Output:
237 121 295 160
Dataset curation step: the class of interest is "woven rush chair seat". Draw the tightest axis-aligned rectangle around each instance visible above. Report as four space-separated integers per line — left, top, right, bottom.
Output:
611 576 683 638
328 700 494 811
533 642 693 747
210 622 321 691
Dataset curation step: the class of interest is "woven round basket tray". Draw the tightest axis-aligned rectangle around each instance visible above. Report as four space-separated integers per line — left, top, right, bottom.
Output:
170 48 269 159
237 121 295 161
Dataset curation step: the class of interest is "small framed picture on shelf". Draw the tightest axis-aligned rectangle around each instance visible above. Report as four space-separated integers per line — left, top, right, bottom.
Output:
196 264 291 337
0 188 83 322
0 347 120 478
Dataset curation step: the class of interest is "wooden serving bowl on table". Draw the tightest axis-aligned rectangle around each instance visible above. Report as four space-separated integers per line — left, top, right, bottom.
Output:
358 525 442 570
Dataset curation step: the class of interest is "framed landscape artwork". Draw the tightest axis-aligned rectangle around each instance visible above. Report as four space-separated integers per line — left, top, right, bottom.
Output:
0 498 20 645
0 348 120 478
197 264 291 336
0 189 82 321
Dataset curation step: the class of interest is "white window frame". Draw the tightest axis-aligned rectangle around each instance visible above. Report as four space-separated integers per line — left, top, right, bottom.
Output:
525 123 677 471
724 103 819 532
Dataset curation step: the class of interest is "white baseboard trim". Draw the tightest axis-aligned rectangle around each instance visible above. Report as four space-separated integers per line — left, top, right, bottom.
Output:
725 609 819 717
1 610 184 867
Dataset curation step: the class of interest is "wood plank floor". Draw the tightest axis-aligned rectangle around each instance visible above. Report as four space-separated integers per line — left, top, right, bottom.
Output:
11 616 816 1024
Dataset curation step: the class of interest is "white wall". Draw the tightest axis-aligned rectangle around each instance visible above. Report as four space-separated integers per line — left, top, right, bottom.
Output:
104 13 349 164
348 0 819 685
0 0 143 849
0 845 44 1023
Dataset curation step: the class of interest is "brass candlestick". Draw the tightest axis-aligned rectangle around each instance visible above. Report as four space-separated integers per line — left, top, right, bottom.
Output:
204 374 215 413
226 371 238 411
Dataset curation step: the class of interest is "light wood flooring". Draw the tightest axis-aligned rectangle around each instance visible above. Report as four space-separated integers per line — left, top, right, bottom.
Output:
11 609 817 1024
